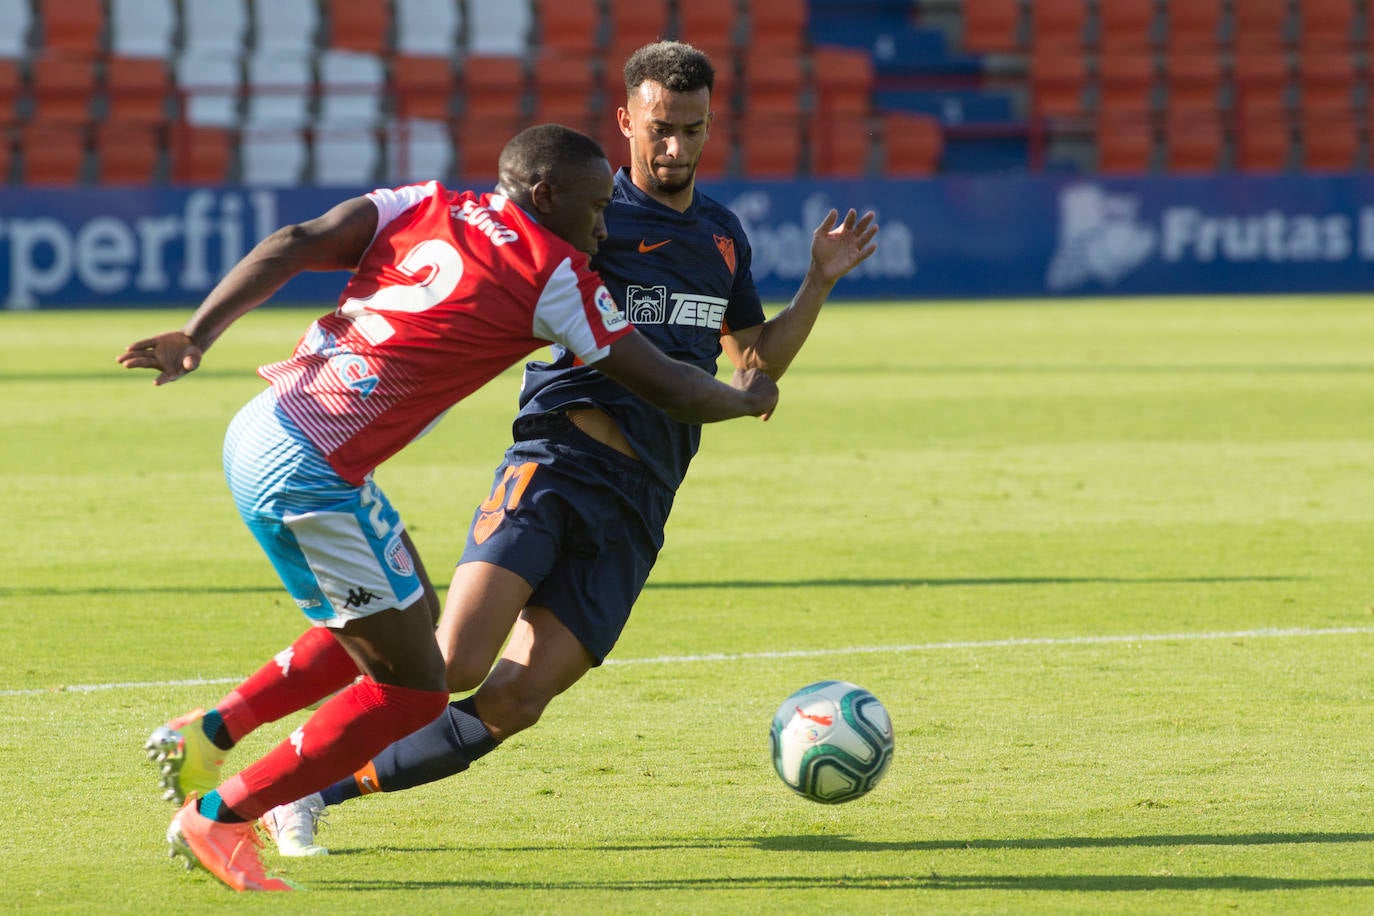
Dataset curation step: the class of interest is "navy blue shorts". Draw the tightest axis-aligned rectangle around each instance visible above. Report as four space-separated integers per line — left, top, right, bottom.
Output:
459 412 675 663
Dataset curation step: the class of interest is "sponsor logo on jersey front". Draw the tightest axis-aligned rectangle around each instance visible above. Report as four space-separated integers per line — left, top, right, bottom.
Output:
626 285 728 330
329 352 379 397
593 285 629 332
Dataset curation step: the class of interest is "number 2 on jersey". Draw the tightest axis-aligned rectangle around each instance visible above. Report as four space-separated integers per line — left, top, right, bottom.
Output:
338 238 466 343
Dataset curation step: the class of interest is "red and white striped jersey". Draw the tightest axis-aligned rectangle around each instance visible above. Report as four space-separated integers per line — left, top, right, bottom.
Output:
258 181 632 485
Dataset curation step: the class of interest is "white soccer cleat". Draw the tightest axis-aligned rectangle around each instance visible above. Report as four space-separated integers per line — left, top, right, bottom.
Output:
260 792 330 857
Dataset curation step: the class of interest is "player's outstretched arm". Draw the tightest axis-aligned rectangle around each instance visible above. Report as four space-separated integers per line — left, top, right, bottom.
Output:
722 208 878 381
116 196 380 385
592 330 779 423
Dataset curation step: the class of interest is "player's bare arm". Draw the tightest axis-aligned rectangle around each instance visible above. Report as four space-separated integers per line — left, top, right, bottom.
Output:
593 329 779 423
721 208 879 380
116 197 380 385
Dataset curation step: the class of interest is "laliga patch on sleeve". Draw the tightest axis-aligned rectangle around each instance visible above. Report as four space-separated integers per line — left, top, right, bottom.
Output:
594 285 629 332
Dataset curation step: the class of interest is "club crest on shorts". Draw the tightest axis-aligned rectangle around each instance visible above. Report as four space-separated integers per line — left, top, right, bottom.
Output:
384 534 414 577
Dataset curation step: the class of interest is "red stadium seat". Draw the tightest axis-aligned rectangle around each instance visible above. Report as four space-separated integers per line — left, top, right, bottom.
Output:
461 55 527 121
738 116 803 178
104 57 173 124
1162 111 1222 173
391 56 456 120
961 0 1021 53
741 49 805 120
1163 51 1223 117
1097 0 1158 53
1297 51 1357 110
95 121 163 184
1297 0 1356 49
170 124 235 183
1234 106 1292 172
29 54 98 123
534 0 601 56
38 0 103 55
1029 0 1088 50
1231 48 1292 111
1097 52 1157 119
810 110 873 177
1231 0 1291 50
1029 47 1088 119
530 51 597 131
879 112 942 176
325 0 391 53
0 60 21 126
606 0 670 53
1163 0 1222 52
810 46 874 118
20 121 87 184
1095 112 1153 173
676 0 741 53
696 113 733 179
1299 104 1360 171
747 0 807 54
454 113 527 180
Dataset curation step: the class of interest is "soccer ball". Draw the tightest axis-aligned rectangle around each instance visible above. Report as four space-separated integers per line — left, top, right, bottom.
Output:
769 680 894 804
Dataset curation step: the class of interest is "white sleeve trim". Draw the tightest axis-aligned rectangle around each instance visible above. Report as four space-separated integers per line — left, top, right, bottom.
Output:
365 181 440 244
531 257 612 364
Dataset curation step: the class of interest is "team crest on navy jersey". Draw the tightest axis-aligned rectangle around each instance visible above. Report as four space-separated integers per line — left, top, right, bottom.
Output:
626 285 668 324
713 234 737 274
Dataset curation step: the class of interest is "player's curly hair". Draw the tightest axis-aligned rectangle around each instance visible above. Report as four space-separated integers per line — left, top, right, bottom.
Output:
498 123 606 189
623 40 715 96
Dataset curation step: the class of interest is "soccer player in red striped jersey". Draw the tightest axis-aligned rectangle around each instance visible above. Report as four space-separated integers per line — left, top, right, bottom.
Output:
118 123 776 892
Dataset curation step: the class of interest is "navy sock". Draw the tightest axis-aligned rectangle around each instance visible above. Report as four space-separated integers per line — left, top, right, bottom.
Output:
201 709 235 751
321 696 499 805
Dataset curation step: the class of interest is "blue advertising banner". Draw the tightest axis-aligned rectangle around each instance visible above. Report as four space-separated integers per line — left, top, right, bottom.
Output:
2 174 1372 309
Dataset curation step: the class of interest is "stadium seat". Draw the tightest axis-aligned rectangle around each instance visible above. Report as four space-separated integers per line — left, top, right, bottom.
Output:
1297 0 1357 49
313 127 381 185
181 0 250 56
394 0 463 56
606 0 670 53
253 0 320 54
1163 0 1222 52
533 0 601 57
109 0 176 58
741 49 806 121
0 127 12 181
0 0 32 58
95 121 163 184
696 113 733 179
37 0 102 56
454 113 527 180
879 111 942 176
1231 48 1292 112
1029 0 1088 50
960 0 1021 53
811 46 875 118
810 110 873 177
460 55 527 120
20 121 87 184
1162 112 1222 173
240 128 309 185
1029 47 1089 119
29 54 98 123
1163 51 1223 117
1097 52 1157 119
1095 112 1154 173
1230 0 1291 50
467 0 533 56
529 52 598 131
391 56 456 120
170 124 236 183
1097 0 1159 50
386 118 454 182
318 50 386 128
105 57 174 124
243 51 314 129
1233 107 1292 172
325 0 391 53
738 118 804 178
1299 104 1360 171
0 60 20 124
746 0 808 54
676 0 741 54
1297 51 1357 110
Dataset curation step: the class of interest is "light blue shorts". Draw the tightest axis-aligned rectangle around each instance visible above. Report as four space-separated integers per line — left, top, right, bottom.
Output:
223 388 425 626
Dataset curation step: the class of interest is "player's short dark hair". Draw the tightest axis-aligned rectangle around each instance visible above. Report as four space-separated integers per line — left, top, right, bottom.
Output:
498 123 607 187
623 40 715 97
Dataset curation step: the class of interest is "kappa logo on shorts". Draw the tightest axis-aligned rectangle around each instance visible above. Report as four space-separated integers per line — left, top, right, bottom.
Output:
344 587 380 609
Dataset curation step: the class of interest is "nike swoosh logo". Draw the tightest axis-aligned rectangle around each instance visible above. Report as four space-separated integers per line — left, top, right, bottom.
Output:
638 238 672 253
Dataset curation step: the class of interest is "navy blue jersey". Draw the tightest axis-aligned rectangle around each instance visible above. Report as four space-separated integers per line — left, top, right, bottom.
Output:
515 167 766 489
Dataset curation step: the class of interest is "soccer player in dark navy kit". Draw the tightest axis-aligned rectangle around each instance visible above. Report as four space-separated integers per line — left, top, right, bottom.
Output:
259 41 879 854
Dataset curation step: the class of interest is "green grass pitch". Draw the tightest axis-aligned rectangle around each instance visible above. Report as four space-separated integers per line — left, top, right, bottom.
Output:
3 296 1373 913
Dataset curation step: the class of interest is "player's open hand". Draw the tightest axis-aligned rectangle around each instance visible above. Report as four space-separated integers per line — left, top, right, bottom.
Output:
810 208 879 285
730 366 779 421
116 330 204 386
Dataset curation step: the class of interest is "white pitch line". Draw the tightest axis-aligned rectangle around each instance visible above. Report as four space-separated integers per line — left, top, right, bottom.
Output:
6 625 1372 699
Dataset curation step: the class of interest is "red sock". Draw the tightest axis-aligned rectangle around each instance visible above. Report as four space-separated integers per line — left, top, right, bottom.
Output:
216 677 449 819
214 627 360 743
